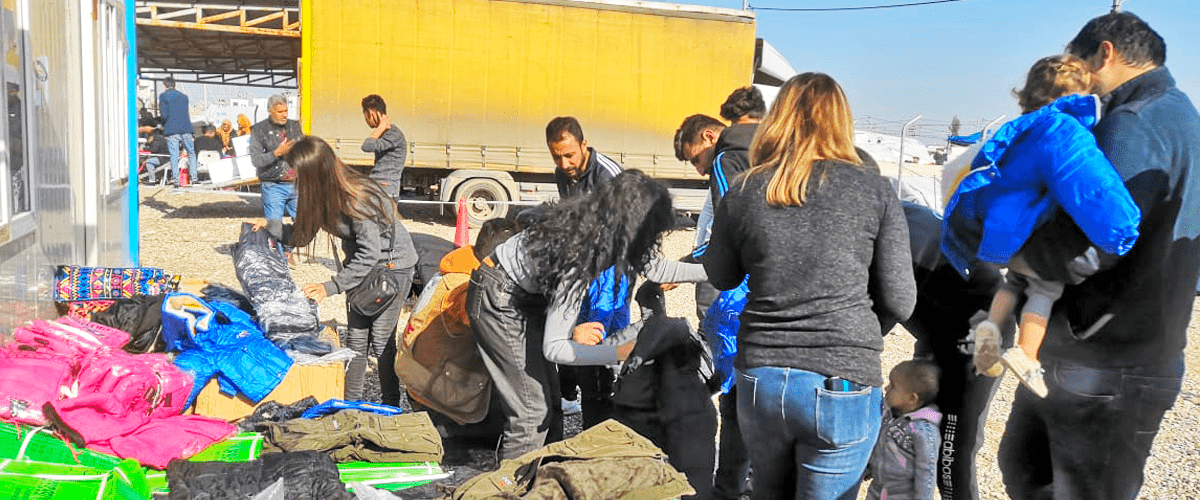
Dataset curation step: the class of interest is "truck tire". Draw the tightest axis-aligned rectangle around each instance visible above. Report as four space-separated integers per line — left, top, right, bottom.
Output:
454 177 510 227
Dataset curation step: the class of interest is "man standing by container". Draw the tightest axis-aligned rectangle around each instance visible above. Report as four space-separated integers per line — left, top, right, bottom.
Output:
547 116 622 199
997 11 1200 500
158 77 196 187
250 95 304 261
361 94 408 203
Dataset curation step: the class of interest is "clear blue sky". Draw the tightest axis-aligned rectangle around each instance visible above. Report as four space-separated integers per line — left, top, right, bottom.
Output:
689 0 1199 138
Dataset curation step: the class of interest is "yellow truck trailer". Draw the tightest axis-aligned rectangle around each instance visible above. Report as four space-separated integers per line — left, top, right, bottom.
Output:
301 0 761 224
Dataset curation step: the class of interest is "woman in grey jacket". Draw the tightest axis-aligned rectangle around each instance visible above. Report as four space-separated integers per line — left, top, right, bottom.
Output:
704 73 916 500
255 136 418 404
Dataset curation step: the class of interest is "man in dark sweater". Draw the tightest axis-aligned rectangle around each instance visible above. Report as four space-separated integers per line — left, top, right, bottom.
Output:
546 116 623 199
996 12 1200 500
361 94 408 202
158 77 196 187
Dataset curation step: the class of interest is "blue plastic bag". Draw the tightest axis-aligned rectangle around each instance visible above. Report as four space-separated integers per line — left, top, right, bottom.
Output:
701 277 749 394
300 399 405 419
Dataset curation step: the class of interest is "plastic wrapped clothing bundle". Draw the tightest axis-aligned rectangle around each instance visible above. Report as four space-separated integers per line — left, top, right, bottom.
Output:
231 223 330 354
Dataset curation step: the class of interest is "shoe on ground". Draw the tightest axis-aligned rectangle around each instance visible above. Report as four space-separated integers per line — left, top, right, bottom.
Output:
1002 347 1049 398
971 320 1004 377
561 398 581 416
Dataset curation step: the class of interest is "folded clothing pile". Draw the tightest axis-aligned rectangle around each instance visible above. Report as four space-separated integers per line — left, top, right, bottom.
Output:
0 317 235 469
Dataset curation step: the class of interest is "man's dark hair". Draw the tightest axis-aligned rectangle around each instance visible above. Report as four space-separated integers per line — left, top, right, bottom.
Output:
673 114 725 161
361 94 387 114
473 219 520 261
545 116 584 144
719 86 766 122
202 124 216 134
892 359 940 408
163 76 176 89
1066 11 1165 69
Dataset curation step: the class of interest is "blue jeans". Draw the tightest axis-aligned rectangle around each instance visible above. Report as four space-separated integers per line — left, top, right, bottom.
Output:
166 133 196 184
998 355 1183 500
738 366 882 500
260 181 298 221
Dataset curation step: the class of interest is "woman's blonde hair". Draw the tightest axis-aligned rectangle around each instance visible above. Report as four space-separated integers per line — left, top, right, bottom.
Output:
747 72 861 206
1014 54 1093 114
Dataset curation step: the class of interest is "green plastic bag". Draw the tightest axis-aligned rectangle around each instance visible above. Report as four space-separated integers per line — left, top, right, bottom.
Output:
0 423 124 471
0 458 150 500
339 461 450 491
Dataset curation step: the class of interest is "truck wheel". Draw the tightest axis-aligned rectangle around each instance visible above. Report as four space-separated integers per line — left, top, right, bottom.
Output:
454 177 509 227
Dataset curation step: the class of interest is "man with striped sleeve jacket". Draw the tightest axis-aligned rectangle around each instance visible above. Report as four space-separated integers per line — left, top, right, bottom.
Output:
546 116 624 199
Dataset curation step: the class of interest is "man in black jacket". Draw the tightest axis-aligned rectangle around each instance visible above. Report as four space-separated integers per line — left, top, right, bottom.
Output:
546 116 623 199
545 115 624 428
997 12 1200 500
250 94 304 261
676 86 765 500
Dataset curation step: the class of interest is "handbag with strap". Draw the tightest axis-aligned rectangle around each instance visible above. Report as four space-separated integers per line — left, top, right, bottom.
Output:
332 220 402 317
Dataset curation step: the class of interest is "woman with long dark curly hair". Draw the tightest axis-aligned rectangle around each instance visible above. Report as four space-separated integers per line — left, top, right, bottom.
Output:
254 135 418 405
704 73 916 500
469 169 707 460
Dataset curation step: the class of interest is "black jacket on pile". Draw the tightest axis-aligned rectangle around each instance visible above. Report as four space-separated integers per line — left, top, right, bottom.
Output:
612 308 717 500
167 450 352 500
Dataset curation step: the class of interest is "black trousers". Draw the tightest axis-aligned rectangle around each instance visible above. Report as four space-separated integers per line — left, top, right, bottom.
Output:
906 262 1006 500
998 354 1183 500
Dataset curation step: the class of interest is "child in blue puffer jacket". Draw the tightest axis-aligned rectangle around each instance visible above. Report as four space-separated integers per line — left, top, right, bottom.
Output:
942 55 1141 398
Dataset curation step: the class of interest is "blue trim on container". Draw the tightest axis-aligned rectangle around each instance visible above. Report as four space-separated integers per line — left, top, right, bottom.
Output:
127 0 139 265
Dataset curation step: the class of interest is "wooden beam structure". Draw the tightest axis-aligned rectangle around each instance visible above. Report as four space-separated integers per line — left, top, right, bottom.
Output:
135 1 300 88
135 2 299 37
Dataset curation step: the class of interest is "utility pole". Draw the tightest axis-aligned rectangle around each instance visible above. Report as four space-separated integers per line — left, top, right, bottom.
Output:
1112 0 1123 12
743 0 749 10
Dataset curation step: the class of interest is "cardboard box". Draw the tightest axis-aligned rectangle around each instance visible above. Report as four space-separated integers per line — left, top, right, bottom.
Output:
191 326 345 422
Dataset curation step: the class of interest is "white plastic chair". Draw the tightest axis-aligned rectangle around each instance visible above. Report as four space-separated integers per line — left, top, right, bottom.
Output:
196 151 221 176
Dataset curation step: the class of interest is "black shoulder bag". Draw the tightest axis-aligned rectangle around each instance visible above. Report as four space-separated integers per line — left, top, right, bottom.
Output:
333 220 402 317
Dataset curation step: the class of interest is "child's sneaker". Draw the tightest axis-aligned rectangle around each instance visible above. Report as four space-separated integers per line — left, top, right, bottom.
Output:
971 320 1004 377
1002 347 1049 398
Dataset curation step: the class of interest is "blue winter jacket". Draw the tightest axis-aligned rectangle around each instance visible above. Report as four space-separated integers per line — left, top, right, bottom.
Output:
941 94 1141 277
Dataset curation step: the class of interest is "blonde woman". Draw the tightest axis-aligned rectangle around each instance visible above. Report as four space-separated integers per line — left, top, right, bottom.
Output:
703 73 916 500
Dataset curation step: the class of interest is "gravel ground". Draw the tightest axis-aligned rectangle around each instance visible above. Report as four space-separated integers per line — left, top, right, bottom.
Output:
139 185 1200 499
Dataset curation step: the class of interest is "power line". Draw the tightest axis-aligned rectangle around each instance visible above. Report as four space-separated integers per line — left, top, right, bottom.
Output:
752 0 963 12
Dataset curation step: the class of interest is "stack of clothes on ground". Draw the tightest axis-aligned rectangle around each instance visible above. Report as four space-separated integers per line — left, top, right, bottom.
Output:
452 419 695 500
0 317 236 469
164 404 446 499
0 403 449 499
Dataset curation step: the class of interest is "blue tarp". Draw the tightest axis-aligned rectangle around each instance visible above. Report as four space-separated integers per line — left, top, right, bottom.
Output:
948 131 983 146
